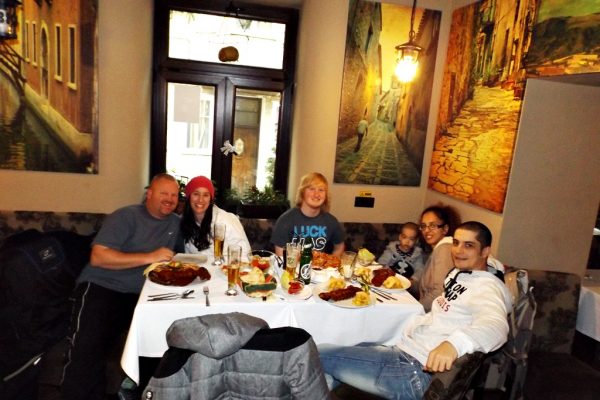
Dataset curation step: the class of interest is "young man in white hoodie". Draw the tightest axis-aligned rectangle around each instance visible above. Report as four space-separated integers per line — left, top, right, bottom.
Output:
319 221 513 400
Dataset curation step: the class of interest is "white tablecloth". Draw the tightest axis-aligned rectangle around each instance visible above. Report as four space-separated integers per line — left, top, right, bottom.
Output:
121 269 424 384
576 275 600 341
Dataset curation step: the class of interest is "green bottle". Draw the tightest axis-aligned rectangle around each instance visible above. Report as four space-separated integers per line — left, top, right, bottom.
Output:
298 242 313 285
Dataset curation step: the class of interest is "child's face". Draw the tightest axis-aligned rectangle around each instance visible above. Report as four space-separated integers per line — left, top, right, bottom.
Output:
398 227 418 253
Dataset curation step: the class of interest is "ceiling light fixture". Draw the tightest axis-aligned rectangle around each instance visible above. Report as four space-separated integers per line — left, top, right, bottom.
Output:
0 0 20 41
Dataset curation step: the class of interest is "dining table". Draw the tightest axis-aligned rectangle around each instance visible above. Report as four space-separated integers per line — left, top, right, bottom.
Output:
576 269 600 342
120 263 424 384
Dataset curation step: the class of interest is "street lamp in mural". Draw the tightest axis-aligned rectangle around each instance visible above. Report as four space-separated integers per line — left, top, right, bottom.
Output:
0 0 20 40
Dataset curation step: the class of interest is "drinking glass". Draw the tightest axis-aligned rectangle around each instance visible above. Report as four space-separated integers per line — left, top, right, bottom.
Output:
340 251 357 281
285 243 301 279
226 245 242 296
212 222 226 266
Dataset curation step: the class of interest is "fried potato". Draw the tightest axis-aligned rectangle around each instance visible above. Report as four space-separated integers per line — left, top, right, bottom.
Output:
352 291 371 306
354 266 372 282
382 275 403 289
327 276 346 291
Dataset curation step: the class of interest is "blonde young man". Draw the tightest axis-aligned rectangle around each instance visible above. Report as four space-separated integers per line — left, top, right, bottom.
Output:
271 172 345 257
319 221 512 400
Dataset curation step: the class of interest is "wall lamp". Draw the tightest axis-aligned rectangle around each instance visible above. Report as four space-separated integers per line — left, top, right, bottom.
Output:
395 0 422 83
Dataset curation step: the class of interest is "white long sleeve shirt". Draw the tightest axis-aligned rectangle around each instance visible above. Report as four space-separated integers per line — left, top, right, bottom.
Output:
184 205 252 264
397 267 513 366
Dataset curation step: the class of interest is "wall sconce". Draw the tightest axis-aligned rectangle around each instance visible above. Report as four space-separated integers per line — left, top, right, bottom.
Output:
394 0 422 83
0 0 20 40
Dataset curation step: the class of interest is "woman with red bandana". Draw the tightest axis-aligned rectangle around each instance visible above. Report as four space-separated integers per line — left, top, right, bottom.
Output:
180 176 251 263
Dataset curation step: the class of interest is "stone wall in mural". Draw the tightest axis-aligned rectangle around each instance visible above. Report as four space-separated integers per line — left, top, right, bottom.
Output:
429 0 600 213
334 0 441 186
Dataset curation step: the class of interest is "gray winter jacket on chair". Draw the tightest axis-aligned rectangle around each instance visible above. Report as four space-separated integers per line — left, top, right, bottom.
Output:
143 312 330 400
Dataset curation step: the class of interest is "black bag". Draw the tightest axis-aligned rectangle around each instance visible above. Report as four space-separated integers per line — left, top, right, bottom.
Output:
0 229 92 396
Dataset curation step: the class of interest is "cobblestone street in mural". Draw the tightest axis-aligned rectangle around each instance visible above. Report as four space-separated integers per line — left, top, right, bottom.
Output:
429 85 520 213
334 119 421 186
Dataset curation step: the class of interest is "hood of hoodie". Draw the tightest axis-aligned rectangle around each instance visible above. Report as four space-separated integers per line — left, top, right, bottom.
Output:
166 312 268 359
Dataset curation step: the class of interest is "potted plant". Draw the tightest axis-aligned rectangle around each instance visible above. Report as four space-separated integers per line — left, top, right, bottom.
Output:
232 186 290 219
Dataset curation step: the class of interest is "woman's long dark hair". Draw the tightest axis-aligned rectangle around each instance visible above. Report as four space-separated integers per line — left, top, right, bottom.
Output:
420 204 462 253
180 200 214 251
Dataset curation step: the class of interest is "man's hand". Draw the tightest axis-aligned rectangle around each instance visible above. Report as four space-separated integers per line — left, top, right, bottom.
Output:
424 341 458 373
148 247 175 264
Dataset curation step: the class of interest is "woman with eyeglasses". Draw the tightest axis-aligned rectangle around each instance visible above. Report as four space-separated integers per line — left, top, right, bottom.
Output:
418 204 461 311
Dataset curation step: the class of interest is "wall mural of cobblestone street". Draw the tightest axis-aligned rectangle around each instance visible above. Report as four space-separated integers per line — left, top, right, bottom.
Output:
428 85 520 213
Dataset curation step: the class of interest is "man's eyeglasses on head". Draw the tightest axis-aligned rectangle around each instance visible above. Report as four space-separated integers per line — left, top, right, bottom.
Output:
419 223 445 231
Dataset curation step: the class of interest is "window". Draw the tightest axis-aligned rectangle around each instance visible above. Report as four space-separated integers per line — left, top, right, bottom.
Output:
68 25 76 88
23 21 29 61
32 22 37 65
151 1 298 203
54 24 62 80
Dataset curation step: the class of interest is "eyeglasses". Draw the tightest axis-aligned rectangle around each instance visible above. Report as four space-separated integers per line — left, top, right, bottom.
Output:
419 223 445 231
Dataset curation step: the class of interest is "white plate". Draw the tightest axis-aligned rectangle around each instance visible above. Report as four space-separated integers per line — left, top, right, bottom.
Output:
312 282 376 308
371 274 411 292
172 253 208 264
145 276 200 289
311 267 341 283
279 285 313 300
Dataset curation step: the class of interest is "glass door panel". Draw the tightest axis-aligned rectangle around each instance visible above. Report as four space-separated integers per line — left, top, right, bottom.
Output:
231 88 281 193
166 82 215 180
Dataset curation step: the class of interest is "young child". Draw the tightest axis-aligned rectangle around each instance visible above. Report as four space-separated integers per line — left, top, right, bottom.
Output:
377 222 426 289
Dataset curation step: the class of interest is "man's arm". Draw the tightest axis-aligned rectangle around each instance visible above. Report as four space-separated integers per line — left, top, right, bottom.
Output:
90 244 174 270
332 242 345 257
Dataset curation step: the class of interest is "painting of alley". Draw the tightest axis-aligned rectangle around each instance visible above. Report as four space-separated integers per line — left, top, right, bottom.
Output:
428 84 520 213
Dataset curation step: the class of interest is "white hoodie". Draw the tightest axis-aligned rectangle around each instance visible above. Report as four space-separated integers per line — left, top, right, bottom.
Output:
396 267 513 367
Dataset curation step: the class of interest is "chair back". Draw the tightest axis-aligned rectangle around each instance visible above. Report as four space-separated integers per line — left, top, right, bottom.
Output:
479 269 537 400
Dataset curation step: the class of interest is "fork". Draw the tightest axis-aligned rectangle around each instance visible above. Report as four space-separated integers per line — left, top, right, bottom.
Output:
203 286 210 306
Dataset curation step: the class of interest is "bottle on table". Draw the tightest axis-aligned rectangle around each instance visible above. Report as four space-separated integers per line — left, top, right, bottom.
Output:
299 241 313 285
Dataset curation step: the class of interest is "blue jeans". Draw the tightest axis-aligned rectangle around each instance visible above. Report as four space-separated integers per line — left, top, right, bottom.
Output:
319 344 432 400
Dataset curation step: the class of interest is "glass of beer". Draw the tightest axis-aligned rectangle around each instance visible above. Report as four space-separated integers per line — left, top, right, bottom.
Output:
212 222 226 266
226 245 241 296
285 242 301 279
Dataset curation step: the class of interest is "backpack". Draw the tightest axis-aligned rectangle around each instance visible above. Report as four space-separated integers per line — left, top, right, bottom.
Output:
0 230 92 387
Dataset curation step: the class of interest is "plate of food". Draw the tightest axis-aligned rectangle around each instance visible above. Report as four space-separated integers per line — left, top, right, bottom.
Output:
311 250 341 270
144 261 211 286
239 266 278 298
279 281 312 300
354 265 411 292
311 267 341 283
312 278 376 308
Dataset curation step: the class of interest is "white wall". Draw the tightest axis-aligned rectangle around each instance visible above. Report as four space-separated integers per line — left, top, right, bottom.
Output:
0 0 154 213
496 76 600 275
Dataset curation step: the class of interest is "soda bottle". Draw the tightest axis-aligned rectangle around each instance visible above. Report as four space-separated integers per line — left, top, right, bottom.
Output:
299 242 313 285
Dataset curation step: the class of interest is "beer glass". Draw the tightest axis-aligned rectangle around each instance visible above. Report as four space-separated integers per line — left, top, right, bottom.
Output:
226 245 241 296
340 251 357 281
212 222 226 266
285 243 301 279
